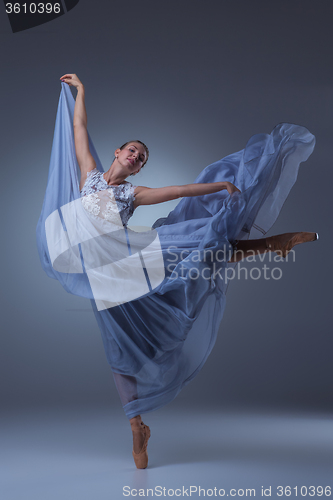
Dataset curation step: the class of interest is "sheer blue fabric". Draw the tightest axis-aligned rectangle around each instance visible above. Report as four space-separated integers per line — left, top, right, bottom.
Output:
37 83 315 418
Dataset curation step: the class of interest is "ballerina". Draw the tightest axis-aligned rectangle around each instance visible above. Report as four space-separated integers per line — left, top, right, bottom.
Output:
38 73 318 469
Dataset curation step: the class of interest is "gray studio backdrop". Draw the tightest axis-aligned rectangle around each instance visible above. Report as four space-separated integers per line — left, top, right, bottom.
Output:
1 0 332 414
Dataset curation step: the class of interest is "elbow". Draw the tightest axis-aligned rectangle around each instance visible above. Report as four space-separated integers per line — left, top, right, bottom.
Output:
73 121 87 129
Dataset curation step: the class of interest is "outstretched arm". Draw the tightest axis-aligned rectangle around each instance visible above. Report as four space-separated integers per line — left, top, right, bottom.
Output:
60 74 96 189
133 182 240 208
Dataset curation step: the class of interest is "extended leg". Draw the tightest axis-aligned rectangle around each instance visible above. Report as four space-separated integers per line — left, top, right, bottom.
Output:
229 238 268 262
229 232 318 263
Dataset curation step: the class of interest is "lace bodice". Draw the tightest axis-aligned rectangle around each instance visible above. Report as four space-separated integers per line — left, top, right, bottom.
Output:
80 168 136 227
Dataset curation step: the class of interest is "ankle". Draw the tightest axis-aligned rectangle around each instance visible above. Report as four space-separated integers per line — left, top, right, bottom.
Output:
130 415 143 430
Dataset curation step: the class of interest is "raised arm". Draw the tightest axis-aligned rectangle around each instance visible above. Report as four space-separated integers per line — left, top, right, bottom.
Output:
60 74 96 189
133 182 240 208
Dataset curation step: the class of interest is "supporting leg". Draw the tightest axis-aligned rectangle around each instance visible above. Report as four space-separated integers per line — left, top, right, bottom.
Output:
112 373 151 469
112 372 138 406
130 415 145 454
130 414 151 469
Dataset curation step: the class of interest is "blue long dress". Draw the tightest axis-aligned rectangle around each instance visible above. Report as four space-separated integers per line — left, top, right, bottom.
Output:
36 83 315 418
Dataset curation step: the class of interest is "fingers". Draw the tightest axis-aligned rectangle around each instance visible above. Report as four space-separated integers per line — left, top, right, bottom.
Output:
227 185 241 195
60 74 72 85
229 183 241 195
60 74 82 88
60 73 77 83
60 73 75 79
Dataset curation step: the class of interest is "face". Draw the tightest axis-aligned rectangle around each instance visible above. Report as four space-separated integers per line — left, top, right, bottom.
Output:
115 142 147 175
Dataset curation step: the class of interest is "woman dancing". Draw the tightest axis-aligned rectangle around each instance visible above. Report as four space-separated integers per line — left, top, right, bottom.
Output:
37 73 318 469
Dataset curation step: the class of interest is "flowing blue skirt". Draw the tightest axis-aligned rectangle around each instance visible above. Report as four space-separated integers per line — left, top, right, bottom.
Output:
37 83 315 418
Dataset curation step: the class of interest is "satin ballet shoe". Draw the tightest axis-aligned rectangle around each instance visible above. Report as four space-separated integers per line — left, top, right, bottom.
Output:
130 421 151 469
266 232 318 258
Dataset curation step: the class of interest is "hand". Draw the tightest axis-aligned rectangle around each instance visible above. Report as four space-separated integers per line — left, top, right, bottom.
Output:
225 182 241 195
60 73 83 89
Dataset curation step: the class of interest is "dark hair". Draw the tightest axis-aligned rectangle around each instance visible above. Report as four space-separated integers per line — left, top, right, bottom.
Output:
118 140 149 174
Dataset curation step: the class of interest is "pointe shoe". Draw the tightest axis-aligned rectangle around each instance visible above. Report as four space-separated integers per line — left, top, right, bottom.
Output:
131 421 151 469
266 232 318 258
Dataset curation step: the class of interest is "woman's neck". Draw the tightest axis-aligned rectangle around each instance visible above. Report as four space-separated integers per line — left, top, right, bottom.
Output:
103 163 126 186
